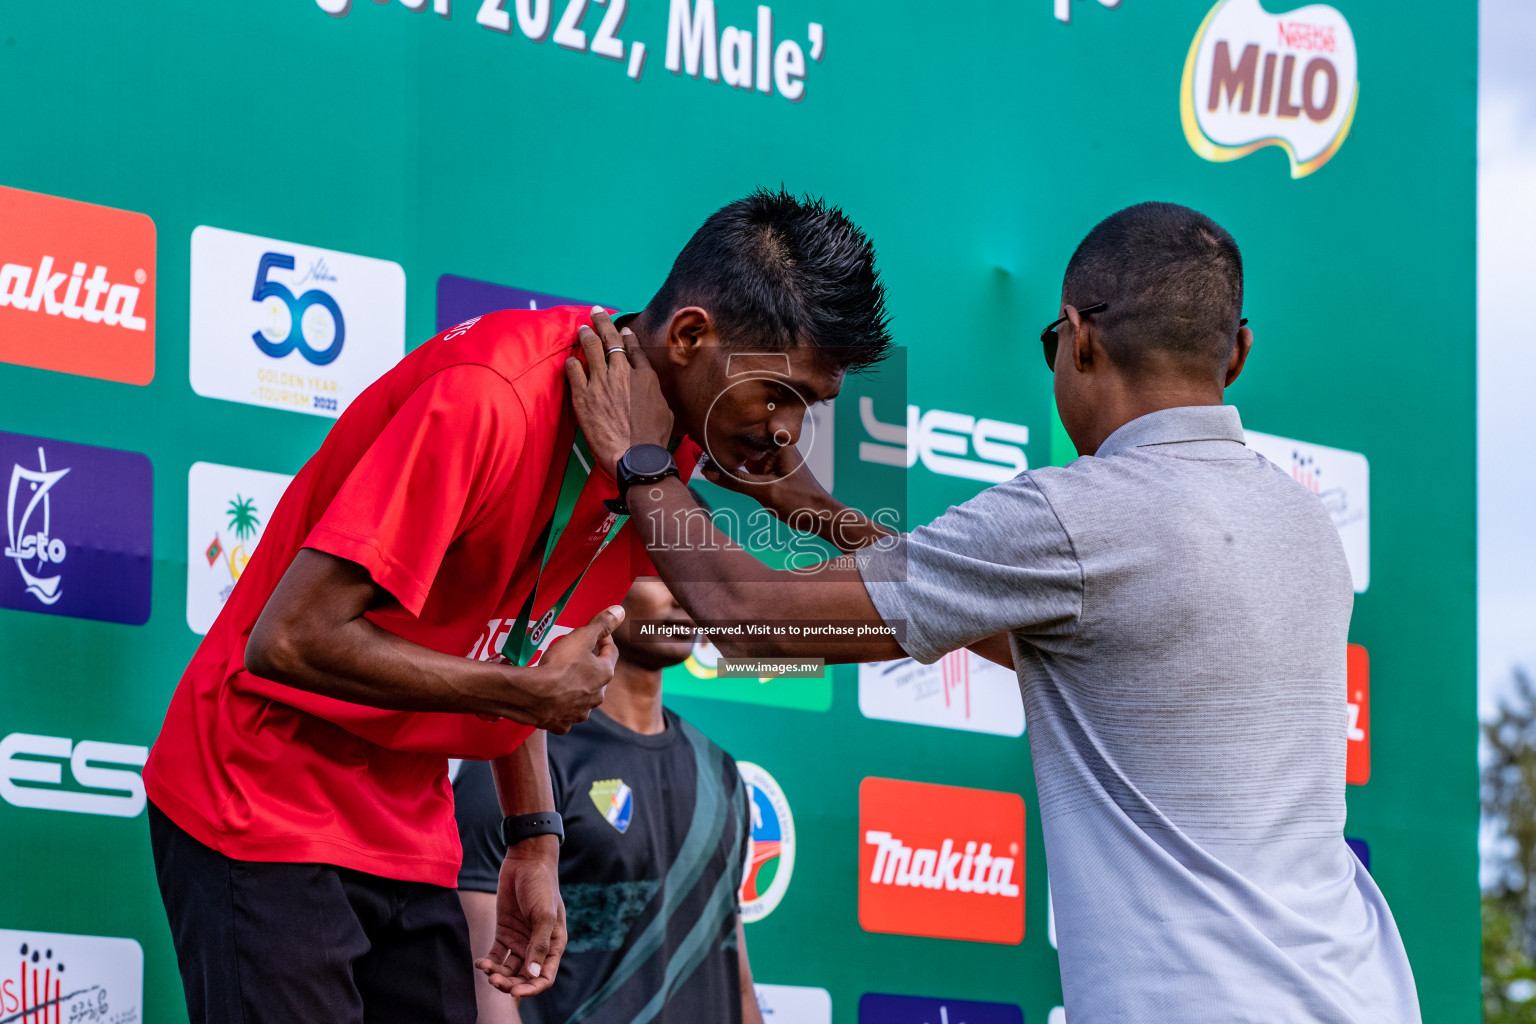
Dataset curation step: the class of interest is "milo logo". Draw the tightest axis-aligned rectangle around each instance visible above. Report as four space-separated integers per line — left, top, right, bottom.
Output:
1181 0 1358 178
529 607 557 646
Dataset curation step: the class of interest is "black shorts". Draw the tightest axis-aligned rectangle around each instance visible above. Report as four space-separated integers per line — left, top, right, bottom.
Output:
453 759 506 894
148 801 476 1024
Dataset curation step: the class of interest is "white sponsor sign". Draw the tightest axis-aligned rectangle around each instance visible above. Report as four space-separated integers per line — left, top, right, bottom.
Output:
1245 429 1369 592
754 983 832 1023
1182 0 1358 178
0 928 142 1023
186 462 295 635
859 651 1024 736
190 226 405 418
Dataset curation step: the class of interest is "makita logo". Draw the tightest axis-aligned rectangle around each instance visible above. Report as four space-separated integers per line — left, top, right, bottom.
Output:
0 185 156 385
863 831 1020 897
859 777 1025 944
0 257 147 330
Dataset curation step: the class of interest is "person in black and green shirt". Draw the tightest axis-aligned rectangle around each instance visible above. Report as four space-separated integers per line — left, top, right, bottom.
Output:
454 575 764 1024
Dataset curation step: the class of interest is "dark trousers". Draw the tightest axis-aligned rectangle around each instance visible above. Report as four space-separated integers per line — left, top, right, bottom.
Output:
149 801 476 1024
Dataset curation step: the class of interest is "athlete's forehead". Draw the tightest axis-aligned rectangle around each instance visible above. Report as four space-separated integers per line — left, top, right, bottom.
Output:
720 347 842 403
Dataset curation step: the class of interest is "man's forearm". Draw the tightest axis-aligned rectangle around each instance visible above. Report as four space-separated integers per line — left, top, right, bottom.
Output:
491 732 557 817
491 735 562 863
246 548 563 725
629 477 904 663
251 605 554 722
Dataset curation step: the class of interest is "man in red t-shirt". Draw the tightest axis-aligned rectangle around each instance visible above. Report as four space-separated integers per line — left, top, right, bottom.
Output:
144 188 892 1024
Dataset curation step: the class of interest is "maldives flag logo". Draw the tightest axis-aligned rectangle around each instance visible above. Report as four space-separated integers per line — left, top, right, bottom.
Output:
859 777 1025 945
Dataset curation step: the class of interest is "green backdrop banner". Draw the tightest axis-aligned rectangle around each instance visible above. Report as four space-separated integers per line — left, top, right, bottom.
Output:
0 0 1476 1021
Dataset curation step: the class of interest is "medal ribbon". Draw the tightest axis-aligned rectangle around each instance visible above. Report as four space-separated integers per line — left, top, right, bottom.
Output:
499 430 630 669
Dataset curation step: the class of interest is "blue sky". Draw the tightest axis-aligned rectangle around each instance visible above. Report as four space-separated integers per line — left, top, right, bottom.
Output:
1479 0 1536 721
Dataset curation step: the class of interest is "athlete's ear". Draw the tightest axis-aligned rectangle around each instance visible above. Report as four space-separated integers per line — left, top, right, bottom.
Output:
665 307 715 367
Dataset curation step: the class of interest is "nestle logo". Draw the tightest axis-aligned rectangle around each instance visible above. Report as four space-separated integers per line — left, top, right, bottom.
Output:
1277 20 1335 52
858 777 1025 944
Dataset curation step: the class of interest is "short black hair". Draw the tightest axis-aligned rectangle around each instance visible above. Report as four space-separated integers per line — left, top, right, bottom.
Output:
1062 202 1244 377
643 188 892 374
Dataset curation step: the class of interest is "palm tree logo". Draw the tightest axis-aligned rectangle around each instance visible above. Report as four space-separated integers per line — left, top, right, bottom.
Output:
224 494 261 581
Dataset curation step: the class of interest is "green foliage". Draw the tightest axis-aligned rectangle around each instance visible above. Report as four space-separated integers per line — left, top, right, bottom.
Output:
1484 667 1536 1021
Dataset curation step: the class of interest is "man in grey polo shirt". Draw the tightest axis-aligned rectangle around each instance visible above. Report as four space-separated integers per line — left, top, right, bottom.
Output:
565 201 1420 1021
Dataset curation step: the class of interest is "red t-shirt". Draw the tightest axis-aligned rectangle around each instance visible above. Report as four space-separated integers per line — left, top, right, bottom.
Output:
144 306 682 887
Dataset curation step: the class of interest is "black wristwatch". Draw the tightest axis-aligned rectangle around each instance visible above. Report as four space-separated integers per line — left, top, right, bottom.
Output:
501 811 565 848
604 443 680 515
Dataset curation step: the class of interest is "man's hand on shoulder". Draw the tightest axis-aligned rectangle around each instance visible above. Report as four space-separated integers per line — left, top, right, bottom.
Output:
565 308 673 478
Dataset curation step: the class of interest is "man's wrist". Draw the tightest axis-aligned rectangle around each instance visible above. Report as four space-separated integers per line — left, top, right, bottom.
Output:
475 662 555 725
505 832 561 860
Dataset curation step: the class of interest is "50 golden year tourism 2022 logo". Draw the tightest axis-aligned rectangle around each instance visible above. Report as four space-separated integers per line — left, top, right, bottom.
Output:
1181 0 1359 178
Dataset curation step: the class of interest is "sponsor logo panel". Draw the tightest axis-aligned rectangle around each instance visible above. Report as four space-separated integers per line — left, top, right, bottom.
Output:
435 274 591 331
0 928 142 1024
859 652 1024 737
186 462 294 635
1346 642 1369 785
755 983 832 1023
858 397 1029 484
1181 0 1358 178
1346 837 1370 871
739 761 796 924
190 226 405 418
1 431 152 625
0 731 148 817
859 777 1025 945
1245 429 1369 592
858 992 1023 1024
0 185 156 385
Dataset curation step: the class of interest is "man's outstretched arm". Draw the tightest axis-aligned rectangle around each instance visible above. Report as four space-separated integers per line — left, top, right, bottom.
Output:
621 476 904 662
246 547 623 733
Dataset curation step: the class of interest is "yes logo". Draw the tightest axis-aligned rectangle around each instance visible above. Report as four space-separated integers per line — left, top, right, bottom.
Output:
0 732 148 817
190 226 405 418
859 777 1025 945
0 929 143 1024
186 462 295 635
589 778 635 833
1346 642 1369 785
858 397 1029 484
1182 0 1359 178
1 431 152 625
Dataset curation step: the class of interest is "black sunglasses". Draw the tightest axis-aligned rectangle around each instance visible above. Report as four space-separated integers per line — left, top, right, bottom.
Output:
1039 304 1249 370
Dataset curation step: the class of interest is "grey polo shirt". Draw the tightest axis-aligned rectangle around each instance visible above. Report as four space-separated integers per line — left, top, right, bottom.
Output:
858 405 1420 1023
